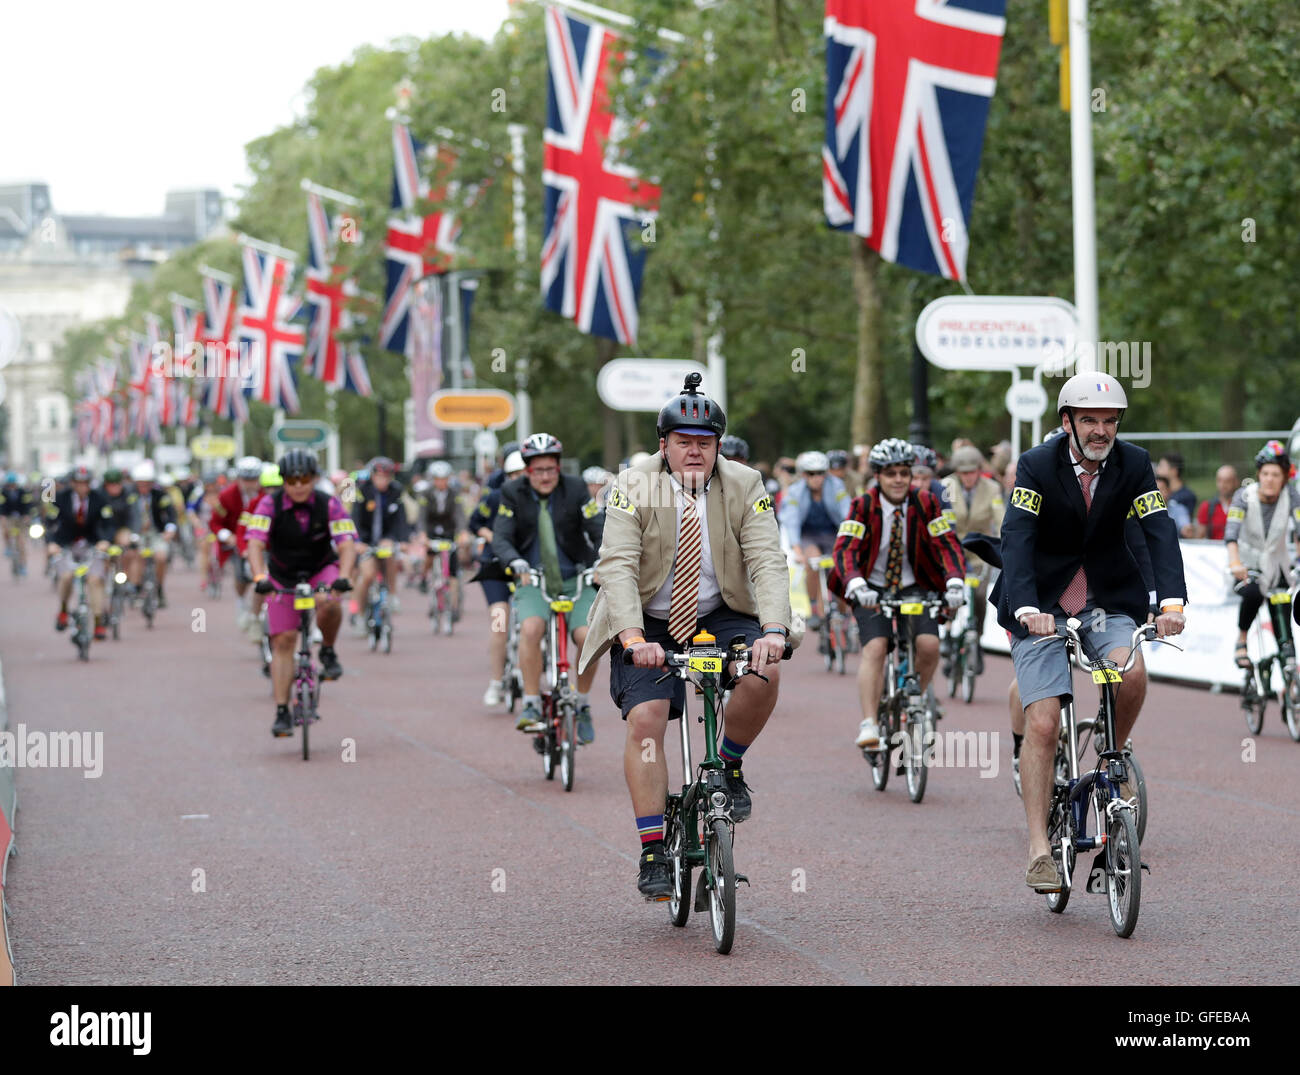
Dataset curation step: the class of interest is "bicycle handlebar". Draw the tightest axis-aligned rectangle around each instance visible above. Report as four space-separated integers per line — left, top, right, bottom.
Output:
621 640 794 668
1032 617 1182 675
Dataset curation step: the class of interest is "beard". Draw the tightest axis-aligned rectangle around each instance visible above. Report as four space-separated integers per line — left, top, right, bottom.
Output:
1080 436 1114 462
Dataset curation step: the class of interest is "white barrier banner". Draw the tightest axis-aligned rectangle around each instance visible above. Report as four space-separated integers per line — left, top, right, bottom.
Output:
981 539 1287 688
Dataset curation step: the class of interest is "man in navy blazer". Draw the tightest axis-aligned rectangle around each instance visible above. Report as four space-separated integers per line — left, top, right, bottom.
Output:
994 372 1186 893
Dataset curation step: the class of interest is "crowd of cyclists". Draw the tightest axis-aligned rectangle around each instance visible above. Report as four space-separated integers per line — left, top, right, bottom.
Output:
5 373 1298 901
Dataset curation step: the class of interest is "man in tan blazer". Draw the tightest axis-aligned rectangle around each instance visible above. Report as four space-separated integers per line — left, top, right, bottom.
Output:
940 445 1005 666
579 375 794 900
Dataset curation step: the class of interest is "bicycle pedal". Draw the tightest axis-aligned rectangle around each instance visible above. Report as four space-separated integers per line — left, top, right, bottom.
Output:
1140 862 1151 874
735 873 750 886
645 894 672 903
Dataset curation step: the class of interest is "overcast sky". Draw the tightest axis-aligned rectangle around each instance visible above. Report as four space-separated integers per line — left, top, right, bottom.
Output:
1 0 512 217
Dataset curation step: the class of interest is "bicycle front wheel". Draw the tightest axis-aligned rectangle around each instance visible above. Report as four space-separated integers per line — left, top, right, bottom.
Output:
560 704 576 792
707 819 736 954
1125 750 1149 843
1243 674 1265 735
905 718 929 803
1106 807 1141 937
1282 669 1300 742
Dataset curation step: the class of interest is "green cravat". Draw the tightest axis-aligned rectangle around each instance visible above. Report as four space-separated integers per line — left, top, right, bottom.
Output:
537 495 565 595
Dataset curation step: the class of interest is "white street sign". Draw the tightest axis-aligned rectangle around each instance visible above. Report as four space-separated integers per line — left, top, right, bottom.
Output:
596 359 709 413
473 430 499 457
1004 380 1049 422
915 296 1079 372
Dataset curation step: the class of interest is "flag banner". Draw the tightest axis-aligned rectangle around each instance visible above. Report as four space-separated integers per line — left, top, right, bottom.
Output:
238 242 304 414
381 121 462 355
541 3 661 346
305 191 372 396
823 0 1007 281
171 297 203 429
408 277 445 457
127 334 160 443
197 269 248 423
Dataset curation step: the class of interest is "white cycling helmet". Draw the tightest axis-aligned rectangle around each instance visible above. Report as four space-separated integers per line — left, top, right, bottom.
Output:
235 455 263 480
582 466 610 484
503 451 526 475
796 450 830 474
1056 371 1128 417
427 460 454 479
131 460 156 482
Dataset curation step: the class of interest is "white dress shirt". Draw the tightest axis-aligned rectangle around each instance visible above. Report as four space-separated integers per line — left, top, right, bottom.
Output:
867 496 916 590
644 474 723 619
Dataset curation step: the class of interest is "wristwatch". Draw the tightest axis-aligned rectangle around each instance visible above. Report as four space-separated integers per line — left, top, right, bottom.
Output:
763 626 788 638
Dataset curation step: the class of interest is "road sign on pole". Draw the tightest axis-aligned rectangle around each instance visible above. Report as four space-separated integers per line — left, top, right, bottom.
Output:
190 435 238 461
596 359 709 413
429 389 516 431
272 420 331 447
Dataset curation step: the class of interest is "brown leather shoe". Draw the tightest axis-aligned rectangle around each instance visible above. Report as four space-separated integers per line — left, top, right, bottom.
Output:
1026 854 1063 892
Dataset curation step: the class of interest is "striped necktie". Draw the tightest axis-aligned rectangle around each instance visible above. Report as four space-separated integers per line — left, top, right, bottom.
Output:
1059 471 1094 615
667 489 702 645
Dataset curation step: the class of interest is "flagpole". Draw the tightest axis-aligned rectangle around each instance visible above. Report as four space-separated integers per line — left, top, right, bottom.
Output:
546 0 686 43
507 123 528 287
299 178 363 208
699 0 725 412
197 265 235 285
326 386 340 474
1068 0 1098 374
236 234 299 262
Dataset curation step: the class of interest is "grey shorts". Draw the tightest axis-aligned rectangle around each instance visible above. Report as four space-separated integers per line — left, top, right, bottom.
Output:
1010 605 1138 709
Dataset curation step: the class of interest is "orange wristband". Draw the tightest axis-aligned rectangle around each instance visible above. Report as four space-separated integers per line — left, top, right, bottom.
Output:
1162 604 1184 613
623 636 646 647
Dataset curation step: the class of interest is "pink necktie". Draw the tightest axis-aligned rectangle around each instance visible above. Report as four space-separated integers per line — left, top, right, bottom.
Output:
1059 472 1094 615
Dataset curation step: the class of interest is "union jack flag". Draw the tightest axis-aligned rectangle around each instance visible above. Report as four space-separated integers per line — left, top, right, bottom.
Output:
305 192 372 396
238 244 304 413
144 312 177 429
197 271 248 423
823 0 1007 281
381 122 461 355
172 297 202 428
541 5 661 345
127 333 161 442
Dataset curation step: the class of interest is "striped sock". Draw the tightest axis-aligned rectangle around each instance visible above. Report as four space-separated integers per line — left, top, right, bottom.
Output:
720 736 748 766
636 814 664 846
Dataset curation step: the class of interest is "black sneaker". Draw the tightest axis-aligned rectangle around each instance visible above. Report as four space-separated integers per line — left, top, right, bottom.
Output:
272 707 293 737
319 646 343 680
723 766 753 822
637 846 673 900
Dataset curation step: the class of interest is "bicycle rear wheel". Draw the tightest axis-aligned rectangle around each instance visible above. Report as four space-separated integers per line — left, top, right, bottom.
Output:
1243 673 1265 735
665 802 691 927
297 676 313 761
1106 806 1141 937
1045 794 1073 914
707 819 736 954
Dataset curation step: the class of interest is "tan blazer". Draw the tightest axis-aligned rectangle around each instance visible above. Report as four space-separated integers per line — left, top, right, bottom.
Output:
941 473 1005 568
578 452 794 674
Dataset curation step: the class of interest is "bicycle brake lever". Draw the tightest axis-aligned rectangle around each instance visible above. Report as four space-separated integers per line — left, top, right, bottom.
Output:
748 670 770 684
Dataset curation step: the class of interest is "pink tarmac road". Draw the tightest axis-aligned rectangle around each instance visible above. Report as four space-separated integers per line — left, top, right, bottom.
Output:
2 563 1298 984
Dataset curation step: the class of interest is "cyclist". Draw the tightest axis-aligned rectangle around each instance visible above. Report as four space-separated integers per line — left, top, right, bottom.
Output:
1226 440 1300 669
211 456 264 636
2 470 38 573
940 445 1005 675
492 433 604 742
352 457 410 624
50 464 112 638
910 444 952 508
583 466 612 508
778 451 851 630
128 460 178 608
830 438 966 751
247 449 357 736
828 448 860 497
995 372 1186 893
577 376 793 899
474 450 527 706
415 459 466 596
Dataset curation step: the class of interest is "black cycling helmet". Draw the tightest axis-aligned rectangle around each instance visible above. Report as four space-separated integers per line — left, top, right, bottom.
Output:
1255 439 1291 474
279 448 320 478
868 438 916 472
500 440 520 460
102 468 125 484
520 433 563 462
719 435 750 461
827 449 849 470
656 373 726 440
69 464 93 483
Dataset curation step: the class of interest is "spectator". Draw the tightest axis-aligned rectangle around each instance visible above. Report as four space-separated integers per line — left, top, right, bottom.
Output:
1194 464 1239 540
1156 473 1192 534
1156 452 1198 532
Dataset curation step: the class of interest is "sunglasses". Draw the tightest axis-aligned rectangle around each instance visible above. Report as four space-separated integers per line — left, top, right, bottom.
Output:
284 474 315 486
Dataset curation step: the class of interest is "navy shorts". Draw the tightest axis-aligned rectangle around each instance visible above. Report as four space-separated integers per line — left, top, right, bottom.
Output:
801 530 839 553
609 604 763 720
480 578 510 605
853 585 941 644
